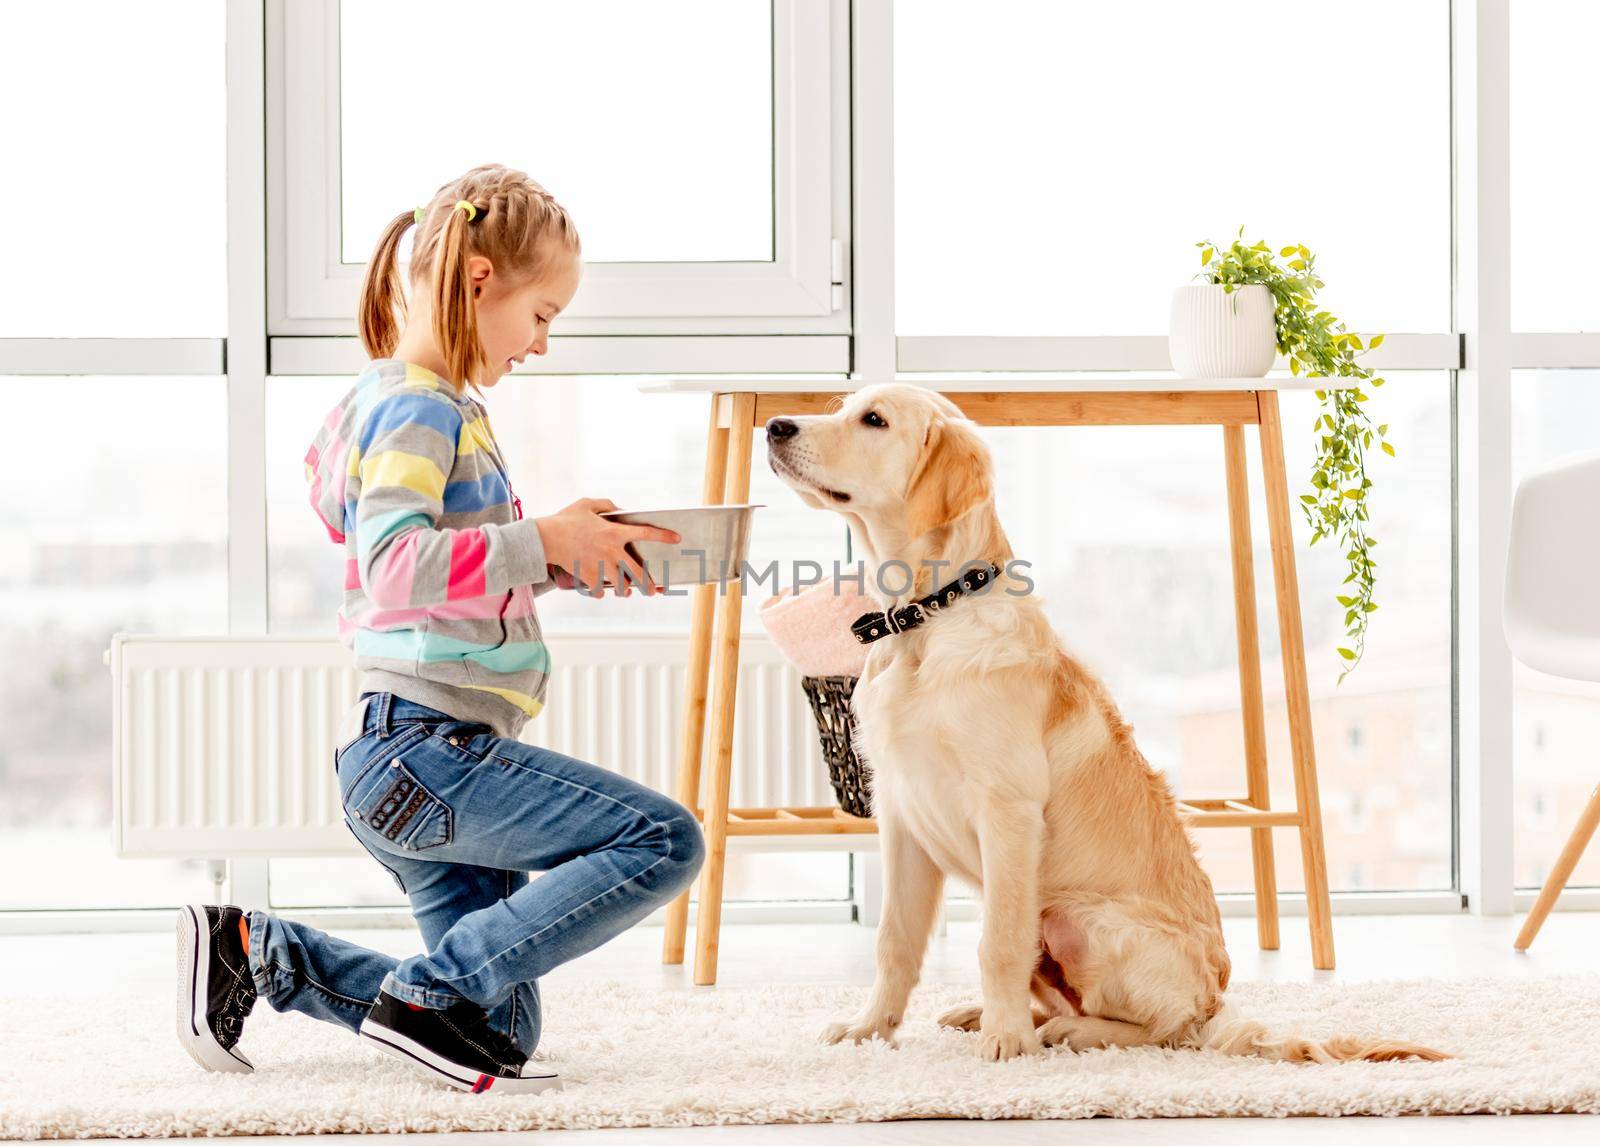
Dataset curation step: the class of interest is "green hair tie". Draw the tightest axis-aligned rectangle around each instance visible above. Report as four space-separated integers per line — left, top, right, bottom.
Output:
412 206 424 224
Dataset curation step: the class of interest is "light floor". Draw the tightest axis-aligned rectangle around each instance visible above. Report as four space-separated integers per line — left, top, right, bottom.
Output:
4 910 1599 1142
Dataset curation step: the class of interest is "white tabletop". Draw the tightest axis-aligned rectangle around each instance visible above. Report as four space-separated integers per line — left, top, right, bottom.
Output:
638 374 1359 394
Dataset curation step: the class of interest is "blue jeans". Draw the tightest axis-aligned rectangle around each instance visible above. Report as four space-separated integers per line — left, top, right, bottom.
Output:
245 691 706 1057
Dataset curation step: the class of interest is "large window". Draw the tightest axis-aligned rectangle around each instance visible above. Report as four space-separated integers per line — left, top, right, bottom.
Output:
1511 0 1600 332
1186 382 1453 893
340 2 772 265
1510 372 1600 890
893 0 1456 895
4 0 1574 921
1509 2 1600 891
0 379 229 910
0 1 225 336
270 0 842 338
0 0 230 914
895 0 1451 337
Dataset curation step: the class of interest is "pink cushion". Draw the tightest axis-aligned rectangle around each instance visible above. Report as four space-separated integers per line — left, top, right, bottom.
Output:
757 580 870 678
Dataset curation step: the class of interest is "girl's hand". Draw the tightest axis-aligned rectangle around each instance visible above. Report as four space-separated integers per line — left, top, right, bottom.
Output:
533 497 682 598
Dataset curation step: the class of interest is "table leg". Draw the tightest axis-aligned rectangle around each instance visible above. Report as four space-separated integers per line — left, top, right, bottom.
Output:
1256 391 1335 970
693 393 756 986
1223 424 1280 952
663 396 730 965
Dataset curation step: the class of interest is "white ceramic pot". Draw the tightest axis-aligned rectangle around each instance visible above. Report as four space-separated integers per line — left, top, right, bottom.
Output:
1168 283 1278 378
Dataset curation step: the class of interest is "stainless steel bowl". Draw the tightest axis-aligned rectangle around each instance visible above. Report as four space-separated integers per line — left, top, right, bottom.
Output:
598 504 763 588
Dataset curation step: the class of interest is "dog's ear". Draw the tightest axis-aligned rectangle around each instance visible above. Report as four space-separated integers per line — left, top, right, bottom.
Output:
902 416 991 538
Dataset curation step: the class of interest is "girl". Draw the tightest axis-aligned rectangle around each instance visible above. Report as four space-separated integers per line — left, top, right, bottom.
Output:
176 164 707 1095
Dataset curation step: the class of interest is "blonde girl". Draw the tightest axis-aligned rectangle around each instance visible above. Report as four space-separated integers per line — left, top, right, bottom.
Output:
177 163 706 1095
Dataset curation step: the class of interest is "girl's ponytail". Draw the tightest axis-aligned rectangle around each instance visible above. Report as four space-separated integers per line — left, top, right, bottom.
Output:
379 164 581 395
358 209 416 360
432 201 488 391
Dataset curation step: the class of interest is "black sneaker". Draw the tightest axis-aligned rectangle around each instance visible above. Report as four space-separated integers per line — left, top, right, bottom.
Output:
175 903 258 1073
358 986 562 1095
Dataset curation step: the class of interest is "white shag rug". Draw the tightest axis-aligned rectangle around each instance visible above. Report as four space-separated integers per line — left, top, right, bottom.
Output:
4 974 1600 1136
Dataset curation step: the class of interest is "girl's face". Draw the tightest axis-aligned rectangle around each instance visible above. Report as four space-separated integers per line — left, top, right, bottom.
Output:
468 253 582 386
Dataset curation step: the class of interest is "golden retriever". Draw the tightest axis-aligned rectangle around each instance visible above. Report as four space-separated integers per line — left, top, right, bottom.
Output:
764 382 1445 1065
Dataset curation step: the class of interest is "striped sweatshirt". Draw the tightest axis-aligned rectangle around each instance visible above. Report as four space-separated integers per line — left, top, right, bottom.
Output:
303 358 555 739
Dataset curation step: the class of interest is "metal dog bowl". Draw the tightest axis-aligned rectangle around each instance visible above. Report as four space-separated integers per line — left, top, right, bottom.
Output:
598 504 763 588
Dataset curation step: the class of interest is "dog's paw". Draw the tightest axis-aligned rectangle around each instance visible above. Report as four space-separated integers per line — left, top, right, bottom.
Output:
1037 1015 1081 1050
819 1014 901 1047
977 1018 1043 1061
937 1002 984 1032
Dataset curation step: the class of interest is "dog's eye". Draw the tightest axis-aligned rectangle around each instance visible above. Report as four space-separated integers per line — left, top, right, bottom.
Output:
861 410 888 428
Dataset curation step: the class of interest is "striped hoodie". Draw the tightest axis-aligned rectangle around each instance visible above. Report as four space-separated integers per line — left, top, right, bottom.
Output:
303 358 555 739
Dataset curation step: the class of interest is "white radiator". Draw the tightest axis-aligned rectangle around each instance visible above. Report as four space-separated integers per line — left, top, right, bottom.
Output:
106 632 840 859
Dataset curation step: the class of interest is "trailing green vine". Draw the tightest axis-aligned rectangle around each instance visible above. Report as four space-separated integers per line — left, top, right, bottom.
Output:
1195 228 1394 683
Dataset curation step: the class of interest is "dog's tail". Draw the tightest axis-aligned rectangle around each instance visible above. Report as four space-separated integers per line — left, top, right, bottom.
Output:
1191 1009 1449 1064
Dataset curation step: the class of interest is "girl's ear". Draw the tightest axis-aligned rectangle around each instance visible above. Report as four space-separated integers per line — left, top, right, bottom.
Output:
466 255 493 298
902 417 992 538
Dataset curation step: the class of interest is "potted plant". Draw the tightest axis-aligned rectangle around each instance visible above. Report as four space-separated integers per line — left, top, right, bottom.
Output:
1169 277 1277 378
1183 228 1395 682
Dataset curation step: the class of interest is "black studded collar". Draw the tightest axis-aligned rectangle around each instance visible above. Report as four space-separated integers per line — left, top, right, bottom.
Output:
850 562 1002 645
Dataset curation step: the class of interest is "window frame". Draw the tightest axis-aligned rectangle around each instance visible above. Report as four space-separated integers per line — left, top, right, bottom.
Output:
263 0 850 365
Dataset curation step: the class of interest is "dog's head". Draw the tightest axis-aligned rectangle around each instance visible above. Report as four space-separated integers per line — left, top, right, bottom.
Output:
764 382 993 539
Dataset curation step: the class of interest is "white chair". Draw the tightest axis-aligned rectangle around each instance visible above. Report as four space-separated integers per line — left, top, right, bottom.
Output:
1504 447 1600 951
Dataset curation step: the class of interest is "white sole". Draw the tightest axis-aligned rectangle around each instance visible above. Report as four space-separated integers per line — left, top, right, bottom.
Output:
358 1017 562 1095
175 904 254 1074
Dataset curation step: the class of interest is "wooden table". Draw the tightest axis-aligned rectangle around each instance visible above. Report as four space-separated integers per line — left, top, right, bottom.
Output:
640 375 1345 983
